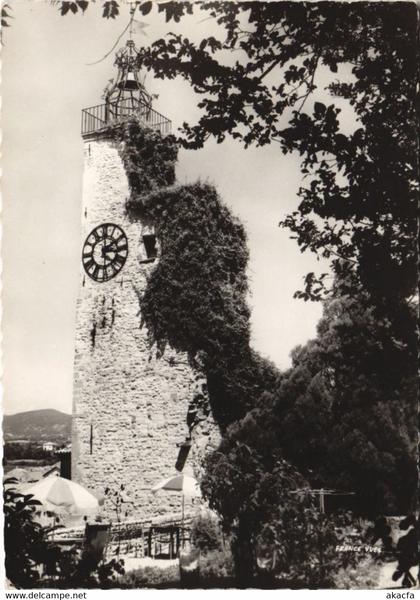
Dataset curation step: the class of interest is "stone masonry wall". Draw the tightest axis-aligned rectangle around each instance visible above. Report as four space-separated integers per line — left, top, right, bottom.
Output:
72 132 220 521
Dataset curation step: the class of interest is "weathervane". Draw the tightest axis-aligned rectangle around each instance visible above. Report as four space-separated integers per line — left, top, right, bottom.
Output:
128 2 136 40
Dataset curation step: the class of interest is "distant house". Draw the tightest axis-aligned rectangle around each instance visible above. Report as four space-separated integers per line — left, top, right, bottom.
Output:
42 442 58 452
55 444 71 454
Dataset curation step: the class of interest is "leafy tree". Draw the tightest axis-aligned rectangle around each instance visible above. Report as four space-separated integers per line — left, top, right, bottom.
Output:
201 409 363 587
193 270 415 584
4 479 73 587
272 272 417 515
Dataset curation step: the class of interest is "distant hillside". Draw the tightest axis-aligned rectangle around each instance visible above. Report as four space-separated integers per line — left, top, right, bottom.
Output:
3 409 71 443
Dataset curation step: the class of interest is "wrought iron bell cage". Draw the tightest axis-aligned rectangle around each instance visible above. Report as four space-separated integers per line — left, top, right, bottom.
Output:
107 40 153 112
81 39 171 137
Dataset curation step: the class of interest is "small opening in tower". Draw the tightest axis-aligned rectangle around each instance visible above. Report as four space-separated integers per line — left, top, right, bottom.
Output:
89 424 93 455
143 234 158 260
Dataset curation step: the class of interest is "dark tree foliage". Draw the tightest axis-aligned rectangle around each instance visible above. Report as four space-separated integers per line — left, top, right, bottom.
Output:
4 478 78 588
195 274 415 578
4 478 52 587
48 0 193 21
3 443 60 461
271 273 417 515
201 411 363 587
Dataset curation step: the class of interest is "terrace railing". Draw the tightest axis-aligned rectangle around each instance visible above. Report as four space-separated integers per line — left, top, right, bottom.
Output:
81 98 172 137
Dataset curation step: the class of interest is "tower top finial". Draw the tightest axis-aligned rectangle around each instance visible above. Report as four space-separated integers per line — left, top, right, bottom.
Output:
128 3 136 40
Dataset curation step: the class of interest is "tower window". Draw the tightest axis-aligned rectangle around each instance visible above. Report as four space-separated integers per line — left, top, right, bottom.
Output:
143 234 157 260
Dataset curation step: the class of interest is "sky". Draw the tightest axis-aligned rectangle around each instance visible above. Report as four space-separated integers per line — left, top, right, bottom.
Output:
2 0 335 415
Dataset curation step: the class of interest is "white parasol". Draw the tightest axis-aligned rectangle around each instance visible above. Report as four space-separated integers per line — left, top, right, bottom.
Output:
152 473 201 528
24 475 99 516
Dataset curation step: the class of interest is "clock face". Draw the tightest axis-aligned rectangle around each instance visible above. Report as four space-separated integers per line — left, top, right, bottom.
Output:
82 223 128 282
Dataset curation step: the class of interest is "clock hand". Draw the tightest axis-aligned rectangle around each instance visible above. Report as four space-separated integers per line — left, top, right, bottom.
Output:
101 244 115 259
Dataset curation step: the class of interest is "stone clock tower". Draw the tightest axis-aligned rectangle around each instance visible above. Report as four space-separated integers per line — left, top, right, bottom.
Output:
72 40 218 520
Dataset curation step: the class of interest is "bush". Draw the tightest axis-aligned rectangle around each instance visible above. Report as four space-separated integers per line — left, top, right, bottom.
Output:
187 510 235 587
179 546 235 588
190 510 224 553
4 478 52 587
334 557 382 589
256 509 367 589
198 547 235 586
4 478 125 589
119 564 180 588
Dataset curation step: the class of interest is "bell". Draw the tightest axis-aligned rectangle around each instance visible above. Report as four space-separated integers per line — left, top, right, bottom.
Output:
121 71 139 91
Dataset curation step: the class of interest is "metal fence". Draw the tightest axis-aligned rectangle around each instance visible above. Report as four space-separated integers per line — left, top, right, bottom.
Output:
81 99 172 136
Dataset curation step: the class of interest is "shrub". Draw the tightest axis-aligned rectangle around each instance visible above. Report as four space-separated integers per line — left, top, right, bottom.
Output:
4 478 52 587
334 557 382 589
190 510 224 553
255 508 367 589
4 478 125 589
119 564 180 588
179 546 235 588
198 547 235 586
49 553 125 589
